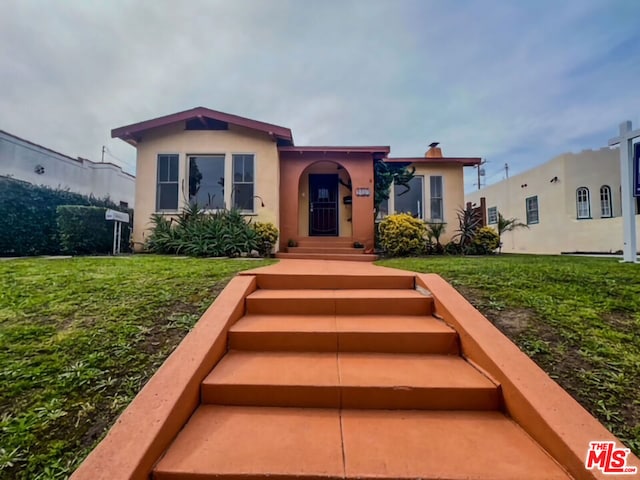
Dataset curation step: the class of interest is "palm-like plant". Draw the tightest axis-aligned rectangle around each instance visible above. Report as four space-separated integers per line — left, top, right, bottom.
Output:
453 204 482 254
426 221 446 254
496 212 528 253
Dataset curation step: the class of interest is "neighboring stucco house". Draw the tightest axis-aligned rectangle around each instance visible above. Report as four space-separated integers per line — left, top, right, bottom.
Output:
466 147 640 254
0 129 135 207
111 107 481 255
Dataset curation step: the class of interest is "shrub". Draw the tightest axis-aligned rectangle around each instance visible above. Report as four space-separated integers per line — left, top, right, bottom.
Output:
0 176 124 256
425 221 446 254
251 222 279 256
378 213 426 257
56 206 116 254
470 226 500 255
452 204 482 254
145 204 258 257
444 241 462 255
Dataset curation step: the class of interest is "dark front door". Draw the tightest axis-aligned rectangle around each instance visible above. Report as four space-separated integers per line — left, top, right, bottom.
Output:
309 174 338 236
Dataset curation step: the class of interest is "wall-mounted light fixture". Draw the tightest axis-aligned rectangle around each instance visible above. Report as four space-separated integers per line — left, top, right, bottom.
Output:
520 183 528 188
550 176 559 183
34 165 45 175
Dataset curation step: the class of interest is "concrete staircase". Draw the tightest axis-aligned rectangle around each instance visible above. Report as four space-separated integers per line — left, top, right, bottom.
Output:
152 271 571 479
276 237 378 261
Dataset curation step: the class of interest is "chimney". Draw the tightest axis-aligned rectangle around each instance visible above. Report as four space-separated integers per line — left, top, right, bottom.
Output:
425 142 443 158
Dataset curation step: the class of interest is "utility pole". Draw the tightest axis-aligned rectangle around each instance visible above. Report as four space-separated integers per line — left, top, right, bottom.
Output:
476 159 486 190
505 163 509 179
101 146 106 163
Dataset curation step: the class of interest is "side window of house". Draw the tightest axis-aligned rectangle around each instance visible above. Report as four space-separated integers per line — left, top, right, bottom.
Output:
600 185 612 218
189 155 225 209
576 187 591 219
525 196 539 224
395 176 424 219
487 206 498 224
430 176 443 221
156 154 179 211
233 154 254 211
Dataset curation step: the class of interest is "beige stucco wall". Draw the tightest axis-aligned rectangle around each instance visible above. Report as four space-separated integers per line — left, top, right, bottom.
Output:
466 147 640 254
387 163 465 244
133 123 280 250
297 161 353 238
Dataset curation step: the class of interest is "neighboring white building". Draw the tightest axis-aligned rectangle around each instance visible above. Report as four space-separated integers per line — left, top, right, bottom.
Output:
466 147 640 254
0 129 135 208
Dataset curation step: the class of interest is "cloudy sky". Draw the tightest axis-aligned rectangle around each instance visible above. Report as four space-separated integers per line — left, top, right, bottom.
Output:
1 0 639 191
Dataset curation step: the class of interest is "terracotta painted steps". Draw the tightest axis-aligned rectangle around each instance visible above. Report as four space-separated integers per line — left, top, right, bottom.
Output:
276 252 378 261
152 272 572 479
153 407 570 480
288 246 366 254
246 289 433 315
228 314 459 353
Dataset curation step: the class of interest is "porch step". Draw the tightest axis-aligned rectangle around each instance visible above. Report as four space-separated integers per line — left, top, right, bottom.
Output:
201 351 499 410
276 252 378 261
253 273 415 290
296 237 356 248
245 289 433 315
288 246 364 254
228 315 459 353
153 406 571 480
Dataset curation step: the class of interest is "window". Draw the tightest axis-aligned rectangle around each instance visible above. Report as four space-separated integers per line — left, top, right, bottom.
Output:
189 155 225 209
600 185 612 218
576 187 591 219
430 176 443 221
232 154 255 211
395 176 424 218
526 196 539 224
376 197 389 220
156 154 179 211
487 206 498 224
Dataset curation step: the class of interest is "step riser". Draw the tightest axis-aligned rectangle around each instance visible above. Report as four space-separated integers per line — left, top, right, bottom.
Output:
288 247 364 254
255 275 415 290
229 331 459 354
202 385 498 410
296 238 356 247
246 297 433 315
276 253 378 261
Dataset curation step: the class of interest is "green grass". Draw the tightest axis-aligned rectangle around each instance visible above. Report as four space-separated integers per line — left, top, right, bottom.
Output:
378 255 640 456
0 255 274 480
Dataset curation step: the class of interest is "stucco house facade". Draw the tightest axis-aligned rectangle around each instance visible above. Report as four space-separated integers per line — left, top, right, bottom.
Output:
112 107 480 254
0 129 135 207
466 147 640 254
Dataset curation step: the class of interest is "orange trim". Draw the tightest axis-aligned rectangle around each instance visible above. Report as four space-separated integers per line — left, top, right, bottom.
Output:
416 273 639 480
70 275 257 480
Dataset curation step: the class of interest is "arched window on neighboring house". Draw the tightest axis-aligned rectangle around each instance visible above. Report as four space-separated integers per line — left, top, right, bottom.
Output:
576 187 591 219
600 185 612 218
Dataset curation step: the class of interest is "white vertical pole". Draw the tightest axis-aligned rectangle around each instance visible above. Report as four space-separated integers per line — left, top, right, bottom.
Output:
618 122 638 263
116 222 122 255
112 222 117 256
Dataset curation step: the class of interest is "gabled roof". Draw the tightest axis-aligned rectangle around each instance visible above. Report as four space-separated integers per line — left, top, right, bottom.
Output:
385 156 482 167
111 107 294 146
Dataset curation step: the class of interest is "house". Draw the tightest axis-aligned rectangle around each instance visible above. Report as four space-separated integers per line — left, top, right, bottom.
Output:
111 107 481 255
466 147 640 254
0 129 135 208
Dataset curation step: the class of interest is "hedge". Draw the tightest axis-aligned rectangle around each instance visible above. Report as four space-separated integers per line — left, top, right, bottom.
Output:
0 176 127 256
56 206 115 255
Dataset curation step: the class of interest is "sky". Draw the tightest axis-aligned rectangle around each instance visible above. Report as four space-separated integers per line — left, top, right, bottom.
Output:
1 0 639 192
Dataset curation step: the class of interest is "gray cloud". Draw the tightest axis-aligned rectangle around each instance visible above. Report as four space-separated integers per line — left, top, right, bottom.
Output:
1 0 639 191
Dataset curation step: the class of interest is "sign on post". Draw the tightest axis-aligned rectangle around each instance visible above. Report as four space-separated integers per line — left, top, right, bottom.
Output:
634 143 640 197
105 209 130 255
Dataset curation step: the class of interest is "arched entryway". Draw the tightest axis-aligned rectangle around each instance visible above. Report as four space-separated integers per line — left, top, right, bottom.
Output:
298 161 353 238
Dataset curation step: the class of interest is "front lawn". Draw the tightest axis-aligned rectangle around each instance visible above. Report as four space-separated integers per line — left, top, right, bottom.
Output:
0 256 273 480
378 255 640 455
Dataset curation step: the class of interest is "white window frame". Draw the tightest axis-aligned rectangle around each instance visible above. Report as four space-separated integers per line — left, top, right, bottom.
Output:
576 187 591 219
600 185 612 218
526 196 539 225
156 153 180 212
232 153 256 213
487 206 498 224
392 175 425 219
429 175 444 222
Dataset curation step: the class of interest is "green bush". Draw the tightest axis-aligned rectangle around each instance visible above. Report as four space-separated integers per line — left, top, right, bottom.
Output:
0 176 122 256
378 213 426 257
470 226 500 255
251 222 278 256
56 206 116 254
145 204 258 257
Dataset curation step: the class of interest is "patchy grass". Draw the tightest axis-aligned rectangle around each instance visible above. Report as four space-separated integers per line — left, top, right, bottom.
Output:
378 254 640 456
0 255 273 480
